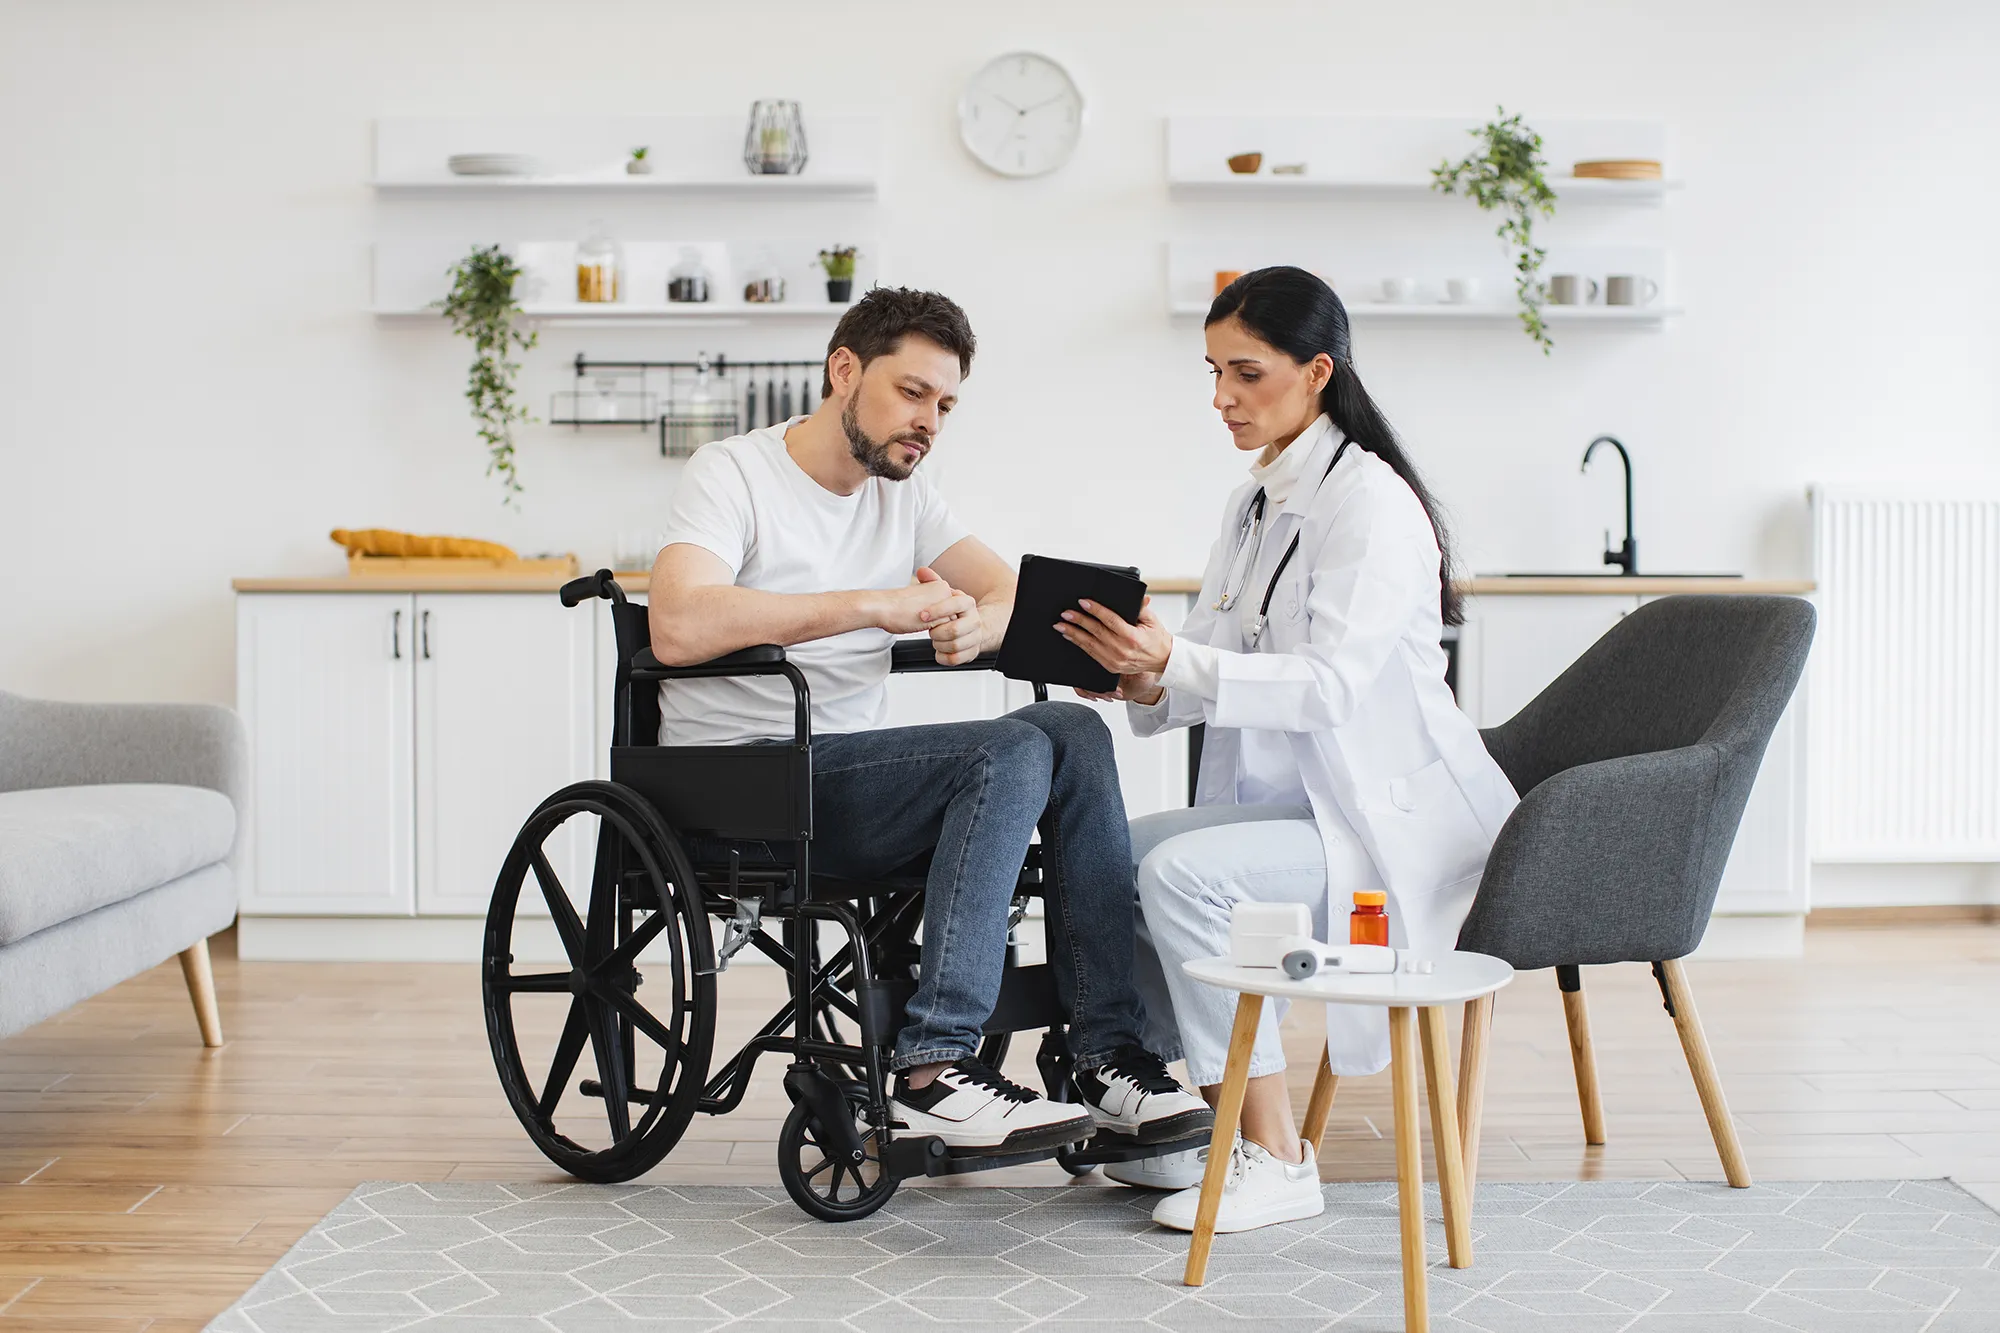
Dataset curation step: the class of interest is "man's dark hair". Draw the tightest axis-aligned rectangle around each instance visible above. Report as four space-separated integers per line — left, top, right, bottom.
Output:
822 287 975 396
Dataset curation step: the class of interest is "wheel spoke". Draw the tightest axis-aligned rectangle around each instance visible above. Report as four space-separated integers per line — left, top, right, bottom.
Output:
601 987 680 1062
500 971 571 994
583 996 632 1140
532 851 587 965
600 909 669 974
803 1152 835 1183
537 998 590 1121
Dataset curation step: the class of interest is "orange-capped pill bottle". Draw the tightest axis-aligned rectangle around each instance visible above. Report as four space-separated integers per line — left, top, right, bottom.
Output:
1350 890 1389 946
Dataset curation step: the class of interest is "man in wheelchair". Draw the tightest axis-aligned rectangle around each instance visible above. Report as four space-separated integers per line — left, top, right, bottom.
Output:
646 288 1211 1158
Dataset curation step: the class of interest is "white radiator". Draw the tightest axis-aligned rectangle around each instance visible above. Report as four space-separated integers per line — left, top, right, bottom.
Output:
1811 486 2000 861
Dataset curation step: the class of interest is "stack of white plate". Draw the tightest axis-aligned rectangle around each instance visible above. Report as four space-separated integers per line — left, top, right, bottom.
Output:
447 153 538 177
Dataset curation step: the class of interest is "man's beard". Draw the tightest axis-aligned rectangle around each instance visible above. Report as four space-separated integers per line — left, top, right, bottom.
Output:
842 397 924 481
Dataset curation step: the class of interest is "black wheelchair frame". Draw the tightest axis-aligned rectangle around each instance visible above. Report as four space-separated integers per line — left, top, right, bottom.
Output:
480 568 1203 1220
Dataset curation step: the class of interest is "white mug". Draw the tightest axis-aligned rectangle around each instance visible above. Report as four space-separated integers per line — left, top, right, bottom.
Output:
1444 277 1483 305
1381 276 1418 303
1606 275 1660 307
1546 274 1598 306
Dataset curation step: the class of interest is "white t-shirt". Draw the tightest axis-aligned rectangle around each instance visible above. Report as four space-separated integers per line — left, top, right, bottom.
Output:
656 420 969 745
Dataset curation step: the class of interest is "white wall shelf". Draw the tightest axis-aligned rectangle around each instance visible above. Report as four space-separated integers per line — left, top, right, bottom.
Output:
1168 175 1679 204
374 302 853 327
1169 299 1680 325
372 175 876 199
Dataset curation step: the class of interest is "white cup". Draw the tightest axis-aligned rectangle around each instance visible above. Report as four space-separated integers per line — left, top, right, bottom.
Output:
1605 275 1660 307
1546 274 1599 306
1444 277 1483 305
1380 277 1419 304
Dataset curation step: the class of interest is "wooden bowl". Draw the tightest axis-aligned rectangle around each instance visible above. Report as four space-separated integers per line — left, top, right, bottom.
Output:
1226 152 1263 175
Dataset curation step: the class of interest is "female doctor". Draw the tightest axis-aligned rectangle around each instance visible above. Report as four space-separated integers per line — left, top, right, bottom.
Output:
1057 266 1519 1234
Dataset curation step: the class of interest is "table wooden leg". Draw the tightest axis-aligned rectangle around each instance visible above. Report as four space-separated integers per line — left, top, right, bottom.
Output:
1419 1006 1472 1269
1457 994 1492 1202
1389 1005 1428 1332
1300 1047 1338 1154
1183 991 1264 1287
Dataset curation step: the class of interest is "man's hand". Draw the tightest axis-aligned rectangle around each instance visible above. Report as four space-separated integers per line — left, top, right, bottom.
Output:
913 566 983 665
874 567 963 635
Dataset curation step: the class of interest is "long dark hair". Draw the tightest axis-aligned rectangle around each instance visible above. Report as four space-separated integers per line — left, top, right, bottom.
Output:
1207 266 1463 627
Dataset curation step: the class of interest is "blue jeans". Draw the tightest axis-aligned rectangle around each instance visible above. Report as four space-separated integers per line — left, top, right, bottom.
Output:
805 702 1146 1072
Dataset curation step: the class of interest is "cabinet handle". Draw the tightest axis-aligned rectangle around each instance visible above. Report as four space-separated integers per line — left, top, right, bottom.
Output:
391 609 402 659
421 609 431 659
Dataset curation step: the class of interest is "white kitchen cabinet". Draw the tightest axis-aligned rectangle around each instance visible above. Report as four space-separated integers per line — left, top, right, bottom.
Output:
238 592 596 922
414 594 595 915
236 593 416 914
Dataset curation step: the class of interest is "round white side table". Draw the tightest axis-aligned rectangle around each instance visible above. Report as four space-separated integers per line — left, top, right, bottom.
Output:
1179 951 1514 1332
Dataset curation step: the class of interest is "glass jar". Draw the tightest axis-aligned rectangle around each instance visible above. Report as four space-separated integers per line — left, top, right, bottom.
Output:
667 247 710 303
575 221 621 303
742 251 785 304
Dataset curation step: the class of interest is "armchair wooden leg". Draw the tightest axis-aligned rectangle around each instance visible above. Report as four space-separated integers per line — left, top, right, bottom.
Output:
1656 959 1751 1188
1300 1047 1338 1154
179 938 223 1048
1457 994 1492 1199
1557 965 1607 1146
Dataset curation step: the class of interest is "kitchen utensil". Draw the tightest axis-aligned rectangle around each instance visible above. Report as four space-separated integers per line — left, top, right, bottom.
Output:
744 371 758 432
1226 152 1263 174
1381 277 1419 304
1213 270 1243 296
1546 274 1598 306
1605 275 1660 307
447 153 536 177
766 375 777 426
1444 278 1483 305
1572 158 1662 180
780 376 793 421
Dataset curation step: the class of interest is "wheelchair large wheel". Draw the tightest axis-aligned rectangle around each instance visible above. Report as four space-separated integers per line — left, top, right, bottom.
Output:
483 780 716 1183
778 1080 897 1223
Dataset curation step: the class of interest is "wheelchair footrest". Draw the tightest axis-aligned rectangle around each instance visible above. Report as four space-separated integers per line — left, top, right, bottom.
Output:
1062 1128 1214 1168
881 1134 1072 1180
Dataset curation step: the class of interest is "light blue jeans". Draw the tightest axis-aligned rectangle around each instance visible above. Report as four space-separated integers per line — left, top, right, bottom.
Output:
1130 802 1380 1086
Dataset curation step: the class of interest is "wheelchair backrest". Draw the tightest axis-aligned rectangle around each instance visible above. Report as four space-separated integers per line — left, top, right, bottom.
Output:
609 600 662 748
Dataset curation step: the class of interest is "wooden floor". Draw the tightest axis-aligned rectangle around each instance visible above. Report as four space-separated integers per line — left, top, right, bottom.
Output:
2 920 1997 1330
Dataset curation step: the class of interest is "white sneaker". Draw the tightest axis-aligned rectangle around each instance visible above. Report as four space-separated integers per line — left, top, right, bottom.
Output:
1104 1146 1206 1190
1151 1138 1324 1233
1073 1046 1214 1144
888 1058 1093 1155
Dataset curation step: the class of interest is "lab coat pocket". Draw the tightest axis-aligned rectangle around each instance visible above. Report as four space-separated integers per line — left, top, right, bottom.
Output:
1278 570 1308 625
1368 757 1491 897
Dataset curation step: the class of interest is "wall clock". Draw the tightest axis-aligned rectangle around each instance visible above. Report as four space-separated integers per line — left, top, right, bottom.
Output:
957 51 1085 178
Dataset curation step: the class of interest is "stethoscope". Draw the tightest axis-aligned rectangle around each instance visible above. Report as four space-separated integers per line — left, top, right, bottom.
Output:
1213 439 1352 647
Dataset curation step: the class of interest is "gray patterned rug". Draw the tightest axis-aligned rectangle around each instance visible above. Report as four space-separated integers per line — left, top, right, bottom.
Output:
207 1179 2000 1332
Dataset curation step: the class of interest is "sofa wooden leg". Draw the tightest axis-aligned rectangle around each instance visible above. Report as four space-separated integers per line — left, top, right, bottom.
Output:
1557 965 1607 1145
1656 958 1751 1188
179 938 223 1048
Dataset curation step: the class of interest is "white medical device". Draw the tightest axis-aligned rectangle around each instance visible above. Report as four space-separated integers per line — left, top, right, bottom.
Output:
1227 902 1434 979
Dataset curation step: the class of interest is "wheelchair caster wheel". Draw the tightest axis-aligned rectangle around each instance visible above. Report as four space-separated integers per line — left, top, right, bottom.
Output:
778 1086 897 1222
1055 1142 1096 1178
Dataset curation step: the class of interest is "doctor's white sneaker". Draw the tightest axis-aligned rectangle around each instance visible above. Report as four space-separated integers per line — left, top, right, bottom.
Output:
1151 1138 1324 1233
1104 1146 1206 1191
1073 1045 1215 1144
888 1059 1093 1155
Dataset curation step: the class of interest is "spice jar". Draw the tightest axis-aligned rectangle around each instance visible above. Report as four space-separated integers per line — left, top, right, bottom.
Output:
667 247 709 303
1349 890 1388 946
575 221 621 303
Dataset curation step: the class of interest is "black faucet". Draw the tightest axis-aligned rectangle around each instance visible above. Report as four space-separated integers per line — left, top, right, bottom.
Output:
1582 435 1637 575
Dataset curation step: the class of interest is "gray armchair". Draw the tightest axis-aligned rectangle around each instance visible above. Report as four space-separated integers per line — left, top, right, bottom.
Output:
1453 594 1816 1189
0 691 244 1044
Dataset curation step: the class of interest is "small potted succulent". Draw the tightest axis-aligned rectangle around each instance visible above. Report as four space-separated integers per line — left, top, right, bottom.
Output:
626 146 651 176
817 245 858 303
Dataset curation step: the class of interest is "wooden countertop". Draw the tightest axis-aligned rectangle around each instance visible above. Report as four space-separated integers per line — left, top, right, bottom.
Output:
233 573 1811 596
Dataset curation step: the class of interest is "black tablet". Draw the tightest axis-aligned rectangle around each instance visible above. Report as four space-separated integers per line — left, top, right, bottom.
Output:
997 554 1147 693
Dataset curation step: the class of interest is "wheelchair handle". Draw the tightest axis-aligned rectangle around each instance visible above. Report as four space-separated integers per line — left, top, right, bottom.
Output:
560 567 627 608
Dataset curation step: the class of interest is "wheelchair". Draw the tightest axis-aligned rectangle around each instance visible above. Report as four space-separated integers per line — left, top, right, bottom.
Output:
481 569 1206 1221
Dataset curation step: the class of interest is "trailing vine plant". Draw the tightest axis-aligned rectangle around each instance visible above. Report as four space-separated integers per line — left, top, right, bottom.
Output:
435 245 538 502
1432 108 1558 352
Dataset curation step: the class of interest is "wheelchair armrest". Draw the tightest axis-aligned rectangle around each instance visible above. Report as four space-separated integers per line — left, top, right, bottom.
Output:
889 639 1003 674
630 644 808 744
636 644 787 672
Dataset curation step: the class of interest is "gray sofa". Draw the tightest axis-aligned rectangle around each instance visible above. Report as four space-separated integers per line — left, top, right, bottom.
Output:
0 690 243 1044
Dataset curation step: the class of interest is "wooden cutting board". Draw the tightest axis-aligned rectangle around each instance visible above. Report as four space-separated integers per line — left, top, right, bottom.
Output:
347 553 579 577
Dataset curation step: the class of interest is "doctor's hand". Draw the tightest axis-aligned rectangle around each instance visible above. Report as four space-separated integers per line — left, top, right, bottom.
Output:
1059 597 1172 704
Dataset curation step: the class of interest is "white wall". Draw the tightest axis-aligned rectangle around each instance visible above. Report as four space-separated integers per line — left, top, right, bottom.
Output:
2 0 1997 704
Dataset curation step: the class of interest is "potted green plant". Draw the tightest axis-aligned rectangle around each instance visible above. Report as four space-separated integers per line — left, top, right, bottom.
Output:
817 245 858 303
1432 108 1558 352
626 146 651 176
435 245 538 503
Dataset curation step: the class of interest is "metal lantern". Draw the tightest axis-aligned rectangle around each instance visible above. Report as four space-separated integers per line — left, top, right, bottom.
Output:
743 100 808 175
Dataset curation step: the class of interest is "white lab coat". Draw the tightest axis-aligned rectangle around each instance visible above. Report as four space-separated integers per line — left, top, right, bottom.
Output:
1130 420 1519 1075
